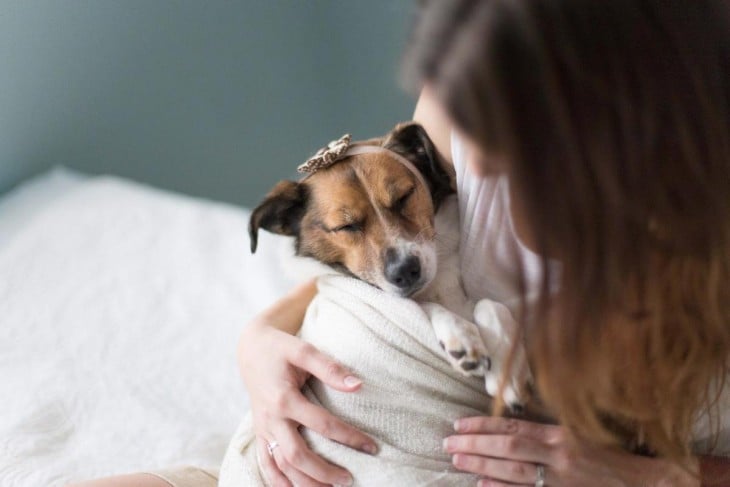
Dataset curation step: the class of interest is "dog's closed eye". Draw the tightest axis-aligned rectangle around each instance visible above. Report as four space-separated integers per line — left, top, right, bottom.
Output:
391 187 415 213
334 222 363 233
326 221 365 233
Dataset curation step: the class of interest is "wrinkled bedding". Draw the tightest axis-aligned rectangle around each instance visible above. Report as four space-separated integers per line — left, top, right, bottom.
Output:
0 174 301 486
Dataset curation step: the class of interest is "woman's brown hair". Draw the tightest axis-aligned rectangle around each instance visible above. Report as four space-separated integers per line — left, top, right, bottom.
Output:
404 0 730 462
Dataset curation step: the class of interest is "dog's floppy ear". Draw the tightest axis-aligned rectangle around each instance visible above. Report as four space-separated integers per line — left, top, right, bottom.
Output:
248 180 307 253
383 122 454 210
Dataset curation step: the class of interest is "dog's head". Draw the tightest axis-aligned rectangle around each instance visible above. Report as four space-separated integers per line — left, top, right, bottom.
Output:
249 122 454 297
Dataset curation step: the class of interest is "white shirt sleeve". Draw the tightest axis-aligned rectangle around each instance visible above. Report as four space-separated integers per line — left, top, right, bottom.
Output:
691 378 730 455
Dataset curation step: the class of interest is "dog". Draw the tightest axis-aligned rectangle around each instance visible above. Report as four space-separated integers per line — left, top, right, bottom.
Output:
248 122 532 410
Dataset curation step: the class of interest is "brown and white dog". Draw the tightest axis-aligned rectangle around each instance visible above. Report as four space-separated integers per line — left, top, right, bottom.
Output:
249 122 532 409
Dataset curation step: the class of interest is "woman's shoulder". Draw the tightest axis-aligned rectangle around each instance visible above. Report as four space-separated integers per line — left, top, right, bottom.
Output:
413 86 454 169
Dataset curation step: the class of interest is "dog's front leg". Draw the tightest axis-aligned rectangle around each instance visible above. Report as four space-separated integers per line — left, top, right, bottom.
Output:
422 302 491 377
473 299 533 410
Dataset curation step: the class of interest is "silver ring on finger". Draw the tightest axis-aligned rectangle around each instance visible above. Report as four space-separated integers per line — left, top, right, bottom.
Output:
535 463 545 487
267 440 279 457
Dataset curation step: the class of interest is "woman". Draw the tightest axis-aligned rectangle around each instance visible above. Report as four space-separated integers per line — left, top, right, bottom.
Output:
75 0 730 486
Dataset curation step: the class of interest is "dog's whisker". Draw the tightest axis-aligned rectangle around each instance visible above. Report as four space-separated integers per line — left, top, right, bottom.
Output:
414 228 428 242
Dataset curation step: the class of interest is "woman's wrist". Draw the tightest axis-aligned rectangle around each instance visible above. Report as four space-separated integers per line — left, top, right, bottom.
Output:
699 455 730 486
237 317 266 357
629 454 699 487
257 279 317 334
238 279 317 358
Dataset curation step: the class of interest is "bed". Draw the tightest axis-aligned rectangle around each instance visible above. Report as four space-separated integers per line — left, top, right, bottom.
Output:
0 168 306 485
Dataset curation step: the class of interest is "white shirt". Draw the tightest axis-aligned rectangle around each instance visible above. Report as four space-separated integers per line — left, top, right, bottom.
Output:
451 131 555 316
450 131 730 455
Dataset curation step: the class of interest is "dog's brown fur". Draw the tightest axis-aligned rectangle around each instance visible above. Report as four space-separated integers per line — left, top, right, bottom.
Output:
301 155 435 282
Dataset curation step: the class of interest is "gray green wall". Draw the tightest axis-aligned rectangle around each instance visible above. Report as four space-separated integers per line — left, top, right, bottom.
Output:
0 0 415 207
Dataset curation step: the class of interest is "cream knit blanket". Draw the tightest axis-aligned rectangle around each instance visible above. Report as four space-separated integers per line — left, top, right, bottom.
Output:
219 274 492 486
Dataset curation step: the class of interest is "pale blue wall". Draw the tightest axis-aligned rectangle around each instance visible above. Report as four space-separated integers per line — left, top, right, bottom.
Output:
0 1 415 206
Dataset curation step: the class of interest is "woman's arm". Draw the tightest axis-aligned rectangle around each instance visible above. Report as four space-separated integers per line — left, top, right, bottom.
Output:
238 279 317 337
238 280 377 486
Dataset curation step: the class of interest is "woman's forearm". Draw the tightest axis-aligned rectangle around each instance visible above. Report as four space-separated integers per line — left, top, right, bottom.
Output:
700 455 730 486
249 279 318 335
237 278 317 369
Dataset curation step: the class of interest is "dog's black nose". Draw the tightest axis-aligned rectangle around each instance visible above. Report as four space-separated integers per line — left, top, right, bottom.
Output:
384 253 421 290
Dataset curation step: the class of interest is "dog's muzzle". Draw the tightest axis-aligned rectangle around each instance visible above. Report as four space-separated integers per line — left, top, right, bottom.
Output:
384 248 423 295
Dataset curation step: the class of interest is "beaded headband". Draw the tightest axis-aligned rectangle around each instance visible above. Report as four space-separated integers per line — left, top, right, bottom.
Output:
297 134 352 174
296 133 429 194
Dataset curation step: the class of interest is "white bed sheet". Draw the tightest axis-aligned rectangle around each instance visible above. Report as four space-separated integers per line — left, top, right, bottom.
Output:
0 173 307 486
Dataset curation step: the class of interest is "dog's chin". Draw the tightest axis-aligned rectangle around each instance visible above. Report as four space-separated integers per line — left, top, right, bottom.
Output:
408 278 433 299
374 275 435 299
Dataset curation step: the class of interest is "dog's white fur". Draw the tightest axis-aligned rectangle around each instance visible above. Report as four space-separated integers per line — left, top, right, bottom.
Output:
371 237 438 297
415 195 532 408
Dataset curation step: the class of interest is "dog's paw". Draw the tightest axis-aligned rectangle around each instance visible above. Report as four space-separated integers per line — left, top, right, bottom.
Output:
422 302 490 377
484 367 531 414
472 298 534 412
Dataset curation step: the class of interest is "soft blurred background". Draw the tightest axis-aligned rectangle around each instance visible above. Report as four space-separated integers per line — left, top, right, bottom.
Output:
0 0 415 206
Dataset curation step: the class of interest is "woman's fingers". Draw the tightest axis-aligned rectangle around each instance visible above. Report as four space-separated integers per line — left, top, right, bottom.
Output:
448 417 564 481
454 417 562 444
242 330 367 486
477 478 531 487
256 436 292 487
272 453 330 487
451 453 544 484
444 434 550 465
290 342 362 393
272 421 354 486
289 396 378 455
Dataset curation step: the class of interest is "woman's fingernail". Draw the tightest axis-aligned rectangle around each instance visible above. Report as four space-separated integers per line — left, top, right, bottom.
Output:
442 437 451 452
338 474 353 486
344 376 361 387
362 443 377 455
454 419 464 432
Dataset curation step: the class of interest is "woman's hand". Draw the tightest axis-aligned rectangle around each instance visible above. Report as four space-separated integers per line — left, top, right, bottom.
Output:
443 416 699 487
238 320 377 487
